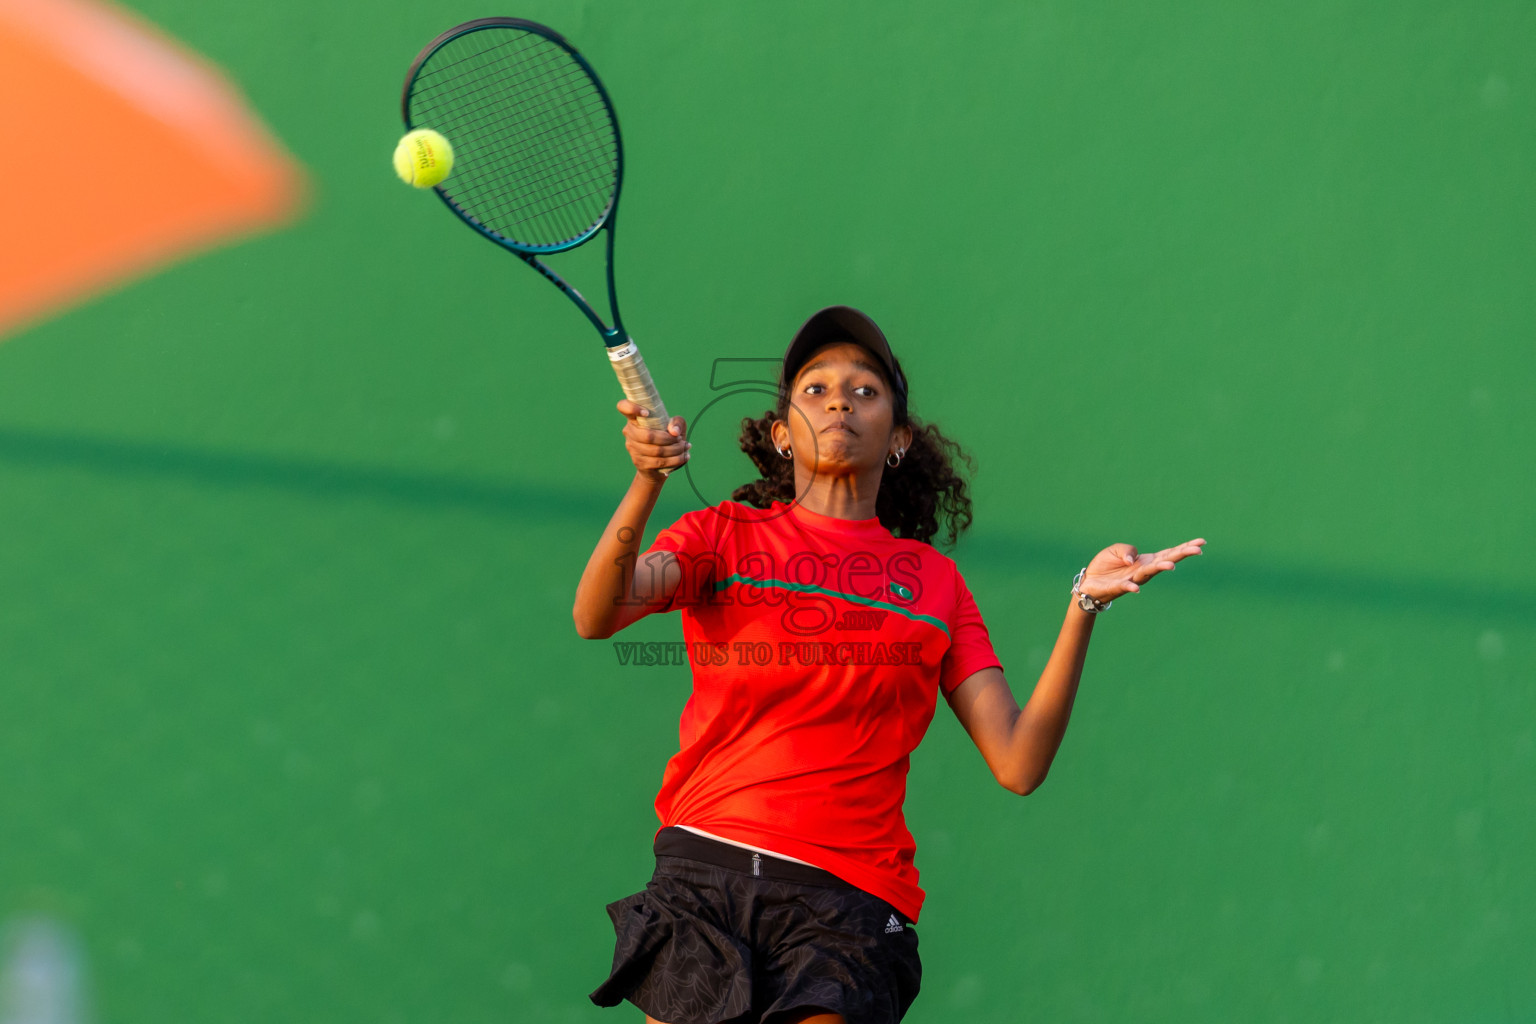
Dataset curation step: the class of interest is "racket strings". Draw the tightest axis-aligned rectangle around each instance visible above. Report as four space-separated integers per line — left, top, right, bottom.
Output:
411 36 602 232
408 28 618 248
412 37 585 180
427 70 596 235
460 61 612 244
454 65 609 234
494 71 614 239
414 79 606 237
420 41 593 197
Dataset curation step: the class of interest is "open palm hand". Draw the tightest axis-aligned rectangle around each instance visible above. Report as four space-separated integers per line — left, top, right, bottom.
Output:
1079 538 1206 604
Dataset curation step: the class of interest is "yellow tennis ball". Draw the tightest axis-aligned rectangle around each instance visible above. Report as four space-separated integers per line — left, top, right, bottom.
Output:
393 128 454 189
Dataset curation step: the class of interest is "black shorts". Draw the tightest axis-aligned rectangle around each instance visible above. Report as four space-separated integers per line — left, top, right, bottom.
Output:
590 828 921 1024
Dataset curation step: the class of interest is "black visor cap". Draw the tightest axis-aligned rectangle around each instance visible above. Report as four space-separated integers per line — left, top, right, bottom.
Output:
780 306 909 421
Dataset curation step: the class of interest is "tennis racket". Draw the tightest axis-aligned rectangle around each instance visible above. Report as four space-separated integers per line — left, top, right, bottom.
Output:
401 18 669 432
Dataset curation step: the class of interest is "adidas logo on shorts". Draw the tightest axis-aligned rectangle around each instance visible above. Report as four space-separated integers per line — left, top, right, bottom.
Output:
884 914 903 934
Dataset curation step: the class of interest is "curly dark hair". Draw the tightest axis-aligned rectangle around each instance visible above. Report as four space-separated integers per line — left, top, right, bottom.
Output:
731 394 976 548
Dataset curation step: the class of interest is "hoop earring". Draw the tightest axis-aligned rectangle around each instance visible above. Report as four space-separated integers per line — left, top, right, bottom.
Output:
886 449 905 468
778 447 793 460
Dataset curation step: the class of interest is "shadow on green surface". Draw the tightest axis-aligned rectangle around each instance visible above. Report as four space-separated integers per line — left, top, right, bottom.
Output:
0 423 1529 625
0 423 611 523
960 532 1534 626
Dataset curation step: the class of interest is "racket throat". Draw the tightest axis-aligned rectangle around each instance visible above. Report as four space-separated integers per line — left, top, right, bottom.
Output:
518 231 628 341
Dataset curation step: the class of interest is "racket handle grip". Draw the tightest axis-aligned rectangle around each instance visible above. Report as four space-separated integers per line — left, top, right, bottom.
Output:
607 339 675 475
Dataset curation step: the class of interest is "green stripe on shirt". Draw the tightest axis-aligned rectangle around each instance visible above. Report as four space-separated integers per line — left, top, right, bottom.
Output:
711 574 950 635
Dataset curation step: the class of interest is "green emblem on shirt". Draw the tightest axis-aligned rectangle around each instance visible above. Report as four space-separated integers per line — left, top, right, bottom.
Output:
888 582 913 600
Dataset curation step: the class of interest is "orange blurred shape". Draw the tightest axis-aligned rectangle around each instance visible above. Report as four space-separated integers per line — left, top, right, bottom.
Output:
0 0 305 340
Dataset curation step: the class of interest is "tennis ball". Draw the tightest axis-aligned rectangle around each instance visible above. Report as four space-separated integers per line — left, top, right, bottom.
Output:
393 128 454 188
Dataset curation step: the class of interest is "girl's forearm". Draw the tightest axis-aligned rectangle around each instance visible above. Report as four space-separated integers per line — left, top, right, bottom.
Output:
572 472 666 638
1009 600 1097 792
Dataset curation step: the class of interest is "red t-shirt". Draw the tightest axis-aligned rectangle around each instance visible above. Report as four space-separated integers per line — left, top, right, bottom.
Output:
642 499 1002 921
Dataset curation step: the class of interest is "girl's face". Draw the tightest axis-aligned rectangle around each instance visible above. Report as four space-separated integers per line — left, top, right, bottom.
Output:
776 342 908 474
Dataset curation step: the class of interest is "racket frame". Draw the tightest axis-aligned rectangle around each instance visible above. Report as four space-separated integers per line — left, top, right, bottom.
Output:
401 18 673 438
400 17 630 348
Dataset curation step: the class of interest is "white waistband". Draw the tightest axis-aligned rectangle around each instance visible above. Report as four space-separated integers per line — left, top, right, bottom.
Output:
675 826 816 866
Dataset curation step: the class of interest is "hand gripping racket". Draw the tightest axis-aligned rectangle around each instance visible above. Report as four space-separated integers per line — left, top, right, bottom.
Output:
401 18 669 432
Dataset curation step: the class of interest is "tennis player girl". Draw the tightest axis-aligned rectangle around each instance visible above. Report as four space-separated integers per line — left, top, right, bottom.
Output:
575 307 1205 1024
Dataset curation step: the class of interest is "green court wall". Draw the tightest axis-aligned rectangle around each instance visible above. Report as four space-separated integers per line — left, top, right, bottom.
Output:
1 2 1531 1020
